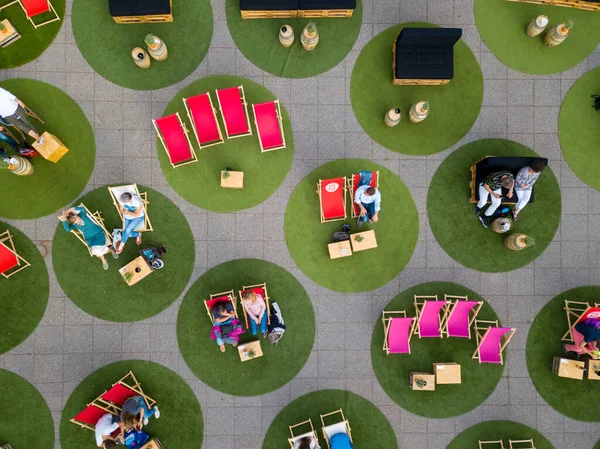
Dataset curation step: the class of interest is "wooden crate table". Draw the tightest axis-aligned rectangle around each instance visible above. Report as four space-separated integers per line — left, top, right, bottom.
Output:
32 132 69 163
587 359 600 380
221 170 244 189
552 357 584 380
140 438 163 449
328 240 352 259
119 256 153 286
433 362 462 384
409 372 435 391
0 20 20 48
238 340 263 362
350 230 377 252
505 0 600 11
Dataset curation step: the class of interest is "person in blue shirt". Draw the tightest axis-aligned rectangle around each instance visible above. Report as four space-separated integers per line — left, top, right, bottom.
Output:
354 185 381 228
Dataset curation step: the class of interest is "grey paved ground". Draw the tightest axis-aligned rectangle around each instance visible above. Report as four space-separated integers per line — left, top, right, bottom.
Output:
1 0 600 448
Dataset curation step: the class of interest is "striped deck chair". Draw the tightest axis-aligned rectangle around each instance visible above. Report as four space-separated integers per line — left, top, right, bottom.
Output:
183 92 224 149
238 282 271 328
0 229 31 278
252 100 286 152
317 177 347 223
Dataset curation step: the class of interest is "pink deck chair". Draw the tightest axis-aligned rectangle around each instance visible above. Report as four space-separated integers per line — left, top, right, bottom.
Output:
414 296 448 338
153 113 197 168
183 93 224 149
216 86 252 139
317 177 347 223
252 100 286 152
382 311 415 354
347 171 379 218
0 0 60 28
442 295 483 338
472 320 516 364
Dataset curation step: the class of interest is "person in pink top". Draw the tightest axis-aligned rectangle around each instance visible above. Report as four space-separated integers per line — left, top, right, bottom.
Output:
242 290 267 335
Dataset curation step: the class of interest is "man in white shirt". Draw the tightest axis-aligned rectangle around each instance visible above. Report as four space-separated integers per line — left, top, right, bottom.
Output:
0 87 40 142
354 185 381 228
95 412 124 448
116 191 146 254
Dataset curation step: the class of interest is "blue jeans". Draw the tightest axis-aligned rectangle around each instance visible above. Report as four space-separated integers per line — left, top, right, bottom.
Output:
0 132 19 161
216 335 238 346
122 216 145 244
249 312 268 335
358 201 376 223
122 395 155 420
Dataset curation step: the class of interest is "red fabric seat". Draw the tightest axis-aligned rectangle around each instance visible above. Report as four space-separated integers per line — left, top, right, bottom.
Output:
73 404 107 427
217 87 250 137
320 178 346 221
253 101 284 151
21 0 50 17
0 242 18 275
154 114 194 166
206 295 231 312
351 172 378 215
101 383 138 405
185 94 221 146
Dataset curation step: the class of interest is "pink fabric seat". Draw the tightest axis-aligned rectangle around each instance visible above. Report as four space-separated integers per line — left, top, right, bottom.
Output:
479 327 514 364
417 301 447 338
388 317 414 353
446 300 479 338
253 100 285 151
217 86 251 137
184 93 223 147
153 113 196 167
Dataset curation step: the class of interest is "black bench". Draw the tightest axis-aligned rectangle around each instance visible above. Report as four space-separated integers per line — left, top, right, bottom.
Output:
109 0 172 23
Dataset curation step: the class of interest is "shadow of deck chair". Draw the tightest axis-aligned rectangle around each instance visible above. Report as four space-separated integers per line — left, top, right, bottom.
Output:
238 282 271 328
0 229 31 278
1 444 14 449
382 310 415 354
288 418 319 449
472 319 516 365
252 99 286 152
58 204 113 258
0 0 60 28
479 441 506 449
347 170 379 218
561 300 600 342
509 439 535 449
100 371 156 411
320 409 353 449
317 177 347 223
414 295 449 338
183 93 224 150
153 112 197 168
108 184 153 233
441 294 482 339
204 289 238 324
216 85 252 139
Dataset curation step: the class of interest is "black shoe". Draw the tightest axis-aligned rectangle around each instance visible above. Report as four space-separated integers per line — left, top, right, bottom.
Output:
562 343 569 356
474 206 481 215
479 215 489 228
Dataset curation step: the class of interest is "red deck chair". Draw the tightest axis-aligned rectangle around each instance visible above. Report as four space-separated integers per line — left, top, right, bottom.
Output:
153 112 197 168
216 86 252 139
100 371 156 410
204 289 238 324
183 93 224 149
317 177 347 223
0 229 31 278
0 0 60 28
238 282 271 328
347 171 379 218
70 403 113 431
252 100 286 152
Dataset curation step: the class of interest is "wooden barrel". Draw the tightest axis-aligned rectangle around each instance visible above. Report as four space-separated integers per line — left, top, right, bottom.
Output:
279 25 294 47
8 156 34 176
505 233 528 251
384 108 401 127
132 47 151 69
148 36 168 61
409 101 429 123
491 217 512 233
544 24 569 48
301 26 319 51
526 15 548 37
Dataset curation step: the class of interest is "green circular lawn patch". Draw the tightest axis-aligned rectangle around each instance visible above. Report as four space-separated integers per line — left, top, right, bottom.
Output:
475 0 600 75
52 185 194 322
447 421 554 449
0 369 54 449
427 139 561 273
72 0 213 89
61 360 203 449
178 259 315 396
226 0 362 78
0 79 95 219
263 390 397 449
350 23 483 156
371 282 503 418
0 221 48 355
159 76 294 212
595 439 600 449
285 159 418 292
0 0 64 69
559 67 600 190
527 286 600 422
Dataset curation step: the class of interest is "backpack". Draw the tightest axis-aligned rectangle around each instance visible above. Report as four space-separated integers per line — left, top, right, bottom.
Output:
333 224 352 242
264 301 286 345
592 94 600 111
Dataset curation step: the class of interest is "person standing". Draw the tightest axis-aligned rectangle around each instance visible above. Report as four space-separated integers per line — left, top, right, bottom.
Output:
354 185 381 228
512 160 547 221
474 171 514 229
0 87 41 142
116 191 145 254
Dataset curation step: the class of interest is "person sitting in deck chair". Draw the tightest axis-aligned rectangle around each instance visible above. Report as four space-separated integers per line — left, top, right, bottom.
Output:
295 435 321 449
474 170 514 229
95 412 124 448
242 290 268 336
120 396 160 428
354 185 381 228
564 317 600 359
115 192 145 254
212 302 243 353
60 206 118 270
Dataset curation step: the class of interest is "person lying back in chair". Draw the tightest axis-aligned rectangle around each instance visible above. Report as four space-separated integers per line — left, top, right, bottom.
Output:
116 191 145 255
354 185 381 228
212 302 242 353
295 435 321 449
242 290 267 336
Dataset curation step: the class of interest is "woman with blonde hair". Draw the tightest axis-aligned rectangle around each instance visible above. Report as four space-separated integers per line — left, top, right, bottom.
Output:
242 290 268 335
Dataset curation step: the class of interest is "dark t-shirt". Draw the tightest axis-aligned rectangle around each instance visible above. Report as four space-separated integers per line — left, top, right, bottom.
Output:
575 322 600 343
211 301 233 322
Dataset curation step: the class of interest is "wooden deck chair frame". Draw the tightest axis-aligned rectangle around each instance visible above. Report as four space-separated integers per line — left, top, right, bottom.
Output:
204 289 238 325
252 99 286 152
316 177 348 223
58 204 113 258
441 294 483 339
69 393 122 431
152 112 197 168
320 409 353 449
287 419 318 449
216 85 253 140
562 300 592 342
0 0 60 28
108 184 153 233
509 439 536 449
183 94 224 150
1 444 14 449
0 229 31 278
479 441 506 449
347 170 380 218
106 371 156 410
413 295 449 338
382 310 415 354
238 282 271 328
472 319 516 365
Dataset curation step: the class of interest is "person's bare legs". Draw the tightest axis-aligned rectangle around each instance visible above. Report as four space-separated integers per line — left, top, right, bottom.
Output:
98 254 109 270
28 129 40 141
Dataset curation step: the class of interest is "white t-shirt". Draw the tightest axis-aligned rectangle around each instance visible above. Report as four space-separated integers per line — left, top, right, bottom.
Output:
122 194 145 219
95 413 119 447
0 88 18 117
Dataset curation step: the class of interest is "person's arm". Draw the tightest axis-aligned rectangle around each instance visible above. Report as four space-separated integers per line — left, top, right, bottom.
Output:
244 300 259 321
483 183 501 198
130 197 144 217
138 409 144 428
354 186 368 216
257 297 266 322
578 339 599 358
515 168 528 190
